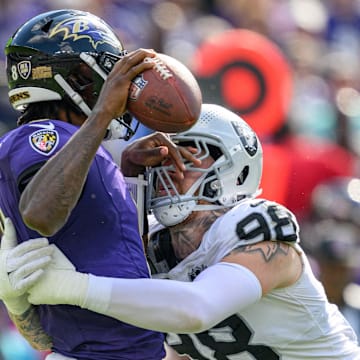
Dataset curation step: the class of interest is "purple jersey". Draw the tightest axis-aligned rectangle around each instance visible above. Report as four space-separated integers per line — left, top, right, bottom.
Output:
0 120 165 359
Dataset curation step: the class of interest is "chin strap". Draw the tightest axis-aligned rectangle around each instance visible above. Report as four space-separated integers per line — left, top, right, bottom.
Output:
79 53 107 80
54 74 92 116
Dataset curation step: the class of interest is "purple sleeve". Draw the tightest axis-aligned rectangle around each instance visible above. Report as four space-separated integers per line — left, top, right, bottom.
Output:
0 120 74 240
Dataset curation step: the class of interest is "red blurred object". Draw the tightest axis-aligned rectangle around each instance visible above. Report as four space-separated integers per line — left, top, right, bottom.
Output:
261 136 357 220
192 29 359 220
192 29 292 139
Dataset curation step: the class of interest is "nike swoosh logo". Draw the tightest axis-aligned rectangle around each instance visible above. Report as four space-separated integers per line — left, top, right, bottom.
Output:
29 122 55 130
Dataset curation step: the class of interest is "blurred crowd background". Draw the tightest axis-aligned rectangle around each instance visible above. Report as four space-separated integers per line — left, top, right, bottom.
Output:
1 0 360 358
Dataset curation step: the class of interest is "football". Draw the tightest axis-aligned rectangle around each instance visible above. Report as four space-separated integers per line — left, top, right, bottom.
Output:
127 53 202 133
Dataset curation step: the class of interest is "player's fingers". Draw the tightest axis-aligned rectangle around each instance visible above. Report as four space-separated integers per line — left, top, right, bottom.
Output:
9 256 51 291
122 48 156 64
9 238 49 259
126 60 155 81
177 147 202 167
12 269 45 292
125 132 172 165
10 255 52 281
7 244 54 273
122 132 199 177
166 145 203 176
1 218 17 250
126 144 185 180
127 49 156 67
149 134 187 172
112 48 156 75
130 146 169 167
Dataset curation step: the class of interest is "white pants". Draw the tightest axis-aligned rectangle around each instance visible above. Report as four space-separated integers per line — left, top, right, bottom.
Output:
45 353 77 360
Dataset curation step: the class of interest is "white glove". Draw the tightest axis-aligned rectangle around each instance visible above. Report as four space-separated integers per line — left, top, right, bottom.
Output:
0 218 53 314
28 245 89 308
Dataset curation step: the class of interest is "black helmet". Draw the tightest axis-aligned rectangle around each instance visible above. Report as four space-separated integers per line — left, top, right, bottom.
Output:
5 9 136 139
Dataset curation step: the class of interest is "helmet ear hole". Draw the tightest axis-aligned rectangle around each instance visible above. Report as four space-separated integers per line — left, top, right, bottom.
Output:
203 171 218 198
237 166 249 185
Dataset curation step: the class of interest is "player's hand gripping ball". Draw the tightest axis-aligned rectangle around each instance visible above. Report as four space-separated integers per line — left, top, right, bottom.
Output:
127 53 202 133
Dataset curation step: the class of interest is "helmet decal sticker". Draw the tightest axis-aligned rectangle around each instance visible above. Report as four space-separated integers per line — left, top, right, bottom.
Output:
188 264 207 281
49 18 120 50
129 75 148 101
231 121 258 156
32 66 52 80
17 61 31 80
29 125 59 156
9 91 30 106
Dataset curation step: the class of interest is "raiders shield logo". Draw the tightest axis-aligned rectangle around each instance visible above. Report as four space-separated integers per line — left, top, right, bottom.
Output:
188 264 207 281
232 121 258 157
29 129 59 155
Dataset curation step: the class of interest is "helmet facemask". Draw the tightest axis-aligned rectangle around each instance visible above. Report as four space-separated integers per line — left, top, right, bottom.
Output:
147 104 263 227
146 138 224 227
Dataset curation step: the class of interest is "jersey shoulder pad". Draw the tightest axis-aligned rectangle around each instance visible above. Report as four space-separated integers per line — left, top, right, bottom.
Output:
219 198 300 245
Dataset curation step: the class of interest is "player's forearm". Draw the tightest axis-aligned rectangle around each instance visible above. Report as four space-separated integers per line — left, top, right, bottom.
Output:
83 263 262 333
8 305 53 351
28 258 261 333
19 113 109 236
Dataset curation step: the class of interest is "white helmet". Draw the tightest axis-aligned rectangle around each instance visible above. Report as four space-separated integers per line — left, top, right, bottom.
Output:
147 104 263 226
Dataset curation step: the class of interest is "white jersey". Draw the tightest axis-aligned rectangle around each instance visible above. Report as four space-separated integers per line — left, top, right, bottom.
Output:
147 198 360 359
